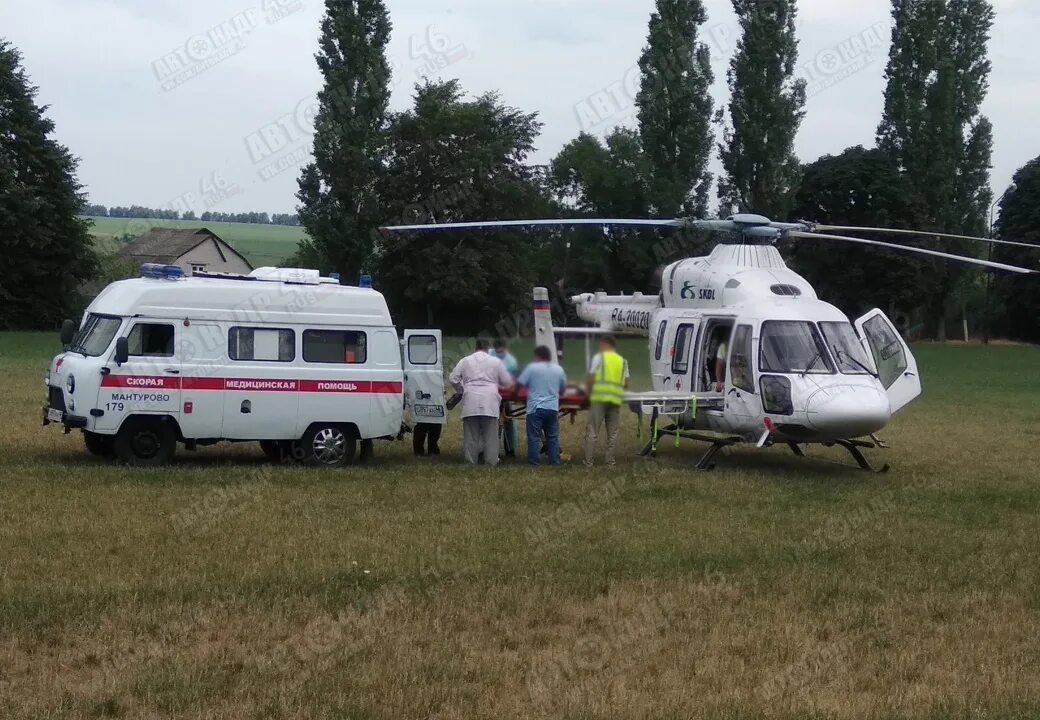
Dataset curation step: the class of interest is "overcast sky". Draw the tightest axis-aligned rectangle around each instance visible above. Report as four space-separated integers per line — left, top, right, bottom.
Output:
2 0 1037 217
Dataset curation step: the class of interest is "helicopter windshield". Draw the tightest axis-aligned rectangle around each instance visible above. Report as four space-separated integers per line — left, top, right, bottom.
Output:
819 322 873 375
760 321 835 375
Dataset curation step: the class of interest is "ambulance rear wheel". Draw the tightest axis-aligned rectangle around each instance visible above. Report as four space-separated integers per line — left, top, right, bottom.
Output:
114 417 177 467
83 431 115 457
302 424 357 468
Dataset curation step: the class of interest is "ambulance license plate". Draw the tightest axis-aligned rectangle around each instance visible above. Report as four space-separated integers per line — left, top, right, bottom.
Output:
46 408 64 423
413 404 445 418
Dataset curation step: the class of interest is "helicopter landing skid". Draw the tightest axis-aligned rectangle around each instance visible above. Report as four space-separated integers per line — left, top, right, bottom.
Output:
639 424 743 471
828 439 891 474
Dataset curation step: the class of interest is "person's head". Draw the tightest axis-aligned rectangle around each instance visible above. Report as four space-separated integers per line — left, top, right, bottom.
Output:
599 335 617 353
533 345 553 363
493 339 508 354
474 338 489 353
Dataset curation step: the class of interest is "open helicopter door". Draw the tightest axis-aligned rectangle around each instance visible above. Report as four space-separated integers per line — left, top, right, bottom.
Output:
403 330 446 424
855 309 921 414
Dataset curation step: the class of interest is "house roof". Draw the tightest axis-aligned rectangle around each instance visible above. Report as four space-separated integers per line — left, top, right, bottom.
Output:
117 227 253 270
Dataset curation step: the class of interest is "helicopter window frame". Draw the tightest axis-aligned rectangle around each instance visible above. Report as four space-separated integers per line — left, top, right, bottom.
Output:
759 321 836 376
819 321 873 376
654 320 668 361
729 324 755 393
671 323 697 376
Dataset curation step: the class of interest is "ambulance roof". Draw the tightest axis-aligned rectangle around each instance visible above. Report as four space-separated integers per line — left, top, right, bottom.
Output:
87 276 394 327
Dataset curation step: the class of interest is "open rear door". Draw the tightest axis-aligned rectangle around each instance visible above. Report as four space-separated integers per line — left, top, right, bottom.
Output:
403 330 446 425
855 309 921 414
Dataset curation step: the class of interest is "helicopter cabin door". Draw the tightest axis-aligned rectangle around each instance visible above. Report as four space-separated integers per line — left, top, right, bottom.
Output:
666 320 701 394
855 309 921 414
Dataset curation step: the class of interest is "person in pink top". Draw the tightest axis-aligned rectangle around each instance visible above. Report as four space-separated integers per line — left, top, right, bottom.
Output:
449 339 515 465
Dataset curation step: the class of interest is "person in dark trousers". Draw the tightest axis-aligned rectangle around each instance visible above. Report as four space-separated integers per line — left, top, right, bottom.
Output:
412 423 441 456
517 345 568 466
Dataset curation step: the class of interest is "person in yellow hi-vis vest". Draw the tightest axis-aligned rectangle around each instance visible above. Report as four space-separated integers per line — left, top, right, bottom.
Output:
584 335 630 467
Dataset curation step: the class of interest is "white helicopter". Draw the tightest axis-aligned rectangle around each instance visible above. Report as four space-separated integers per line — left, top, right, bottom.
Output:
382 214 1038 471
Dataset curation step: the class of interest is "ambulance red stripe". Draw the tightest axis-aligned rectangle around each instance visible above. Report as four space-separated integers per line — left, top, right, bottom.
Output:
102 376 403 394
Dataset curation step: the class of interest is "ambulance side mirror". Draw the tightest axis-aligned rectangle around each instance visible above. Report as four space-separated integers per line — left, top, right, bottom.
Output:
114 337 129 367
59 319 75 346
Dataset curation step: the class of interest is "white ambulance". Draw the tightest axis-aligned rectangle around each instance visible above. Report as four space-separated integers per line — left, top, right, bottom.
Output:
42 265 446 467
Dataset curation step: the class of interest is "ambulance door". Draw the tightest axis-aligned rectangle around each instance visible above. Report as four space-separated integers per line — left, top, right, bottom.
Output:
177 322 226 439
222 326 301 440
403 330 446 425
95 319 181 433
855 309 921 414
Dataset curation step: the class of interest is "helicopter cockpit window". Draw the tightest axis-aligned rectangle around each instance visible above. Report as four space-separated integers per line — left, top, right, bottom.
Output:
760 321 835 375
672 324 696 375
820 322 873 375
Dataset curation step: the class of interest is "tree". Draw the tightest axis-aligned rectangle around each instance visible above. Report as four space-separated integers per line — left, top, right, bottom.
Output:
788 146 925 318
992 156 1040 342
636 0 714 217
876 0 995 339
373 80 550 331
296 0 392 279
717 0 806 218
550 129 663 293
0 41 96 329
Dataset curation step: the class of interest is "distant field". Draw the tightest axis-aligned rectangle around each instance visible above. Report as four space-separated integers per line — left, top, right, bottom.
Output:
2 332 1040 719
85 216 308 268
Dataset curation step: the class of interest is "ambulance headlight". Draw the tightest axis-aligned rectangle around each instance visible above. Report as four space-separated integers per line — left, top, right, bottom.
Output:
66 375 76 394
67 397 76 412
44 369 51 385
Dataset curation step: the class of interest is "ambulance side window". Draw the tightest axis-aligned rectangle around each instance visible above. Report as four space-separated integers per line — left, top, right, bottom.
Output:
127 323 175 357
303 330 367 364
408 335 438 365
229 327 295 362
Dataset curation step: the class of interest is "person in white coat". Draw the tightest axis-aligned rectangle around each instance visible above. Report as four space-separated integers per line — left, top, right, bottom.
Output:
449 339 514 465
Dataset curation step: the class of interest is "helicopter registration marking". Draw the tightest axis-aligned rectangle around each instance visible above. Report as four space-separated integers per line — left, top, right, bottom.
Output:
610 309 652 330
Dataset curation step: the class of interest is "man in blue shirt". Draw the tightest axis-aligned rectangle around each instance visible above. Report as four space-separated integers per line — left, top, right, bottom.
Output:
516 345 568 466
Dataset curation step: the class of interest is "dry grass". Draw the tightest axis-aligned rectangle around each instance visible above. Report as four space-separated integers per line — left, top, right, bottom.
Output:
1 333 1039 719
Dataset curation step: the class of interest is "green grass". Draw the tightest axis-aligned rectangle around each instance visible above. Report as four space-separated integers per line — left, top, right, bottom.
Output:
1 332 1039 719
85 216 308 268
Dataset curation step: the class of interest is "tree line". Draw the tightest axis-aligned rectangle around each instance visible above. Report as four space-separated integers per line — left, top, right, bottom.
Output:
83 204 300 226
2 1 1038 341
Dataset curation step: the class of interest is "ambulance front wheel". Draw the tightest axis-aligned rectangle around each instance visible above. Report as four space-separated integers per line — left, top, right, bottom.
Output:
83 431 115 457
301 424 357 468
114 417 177 467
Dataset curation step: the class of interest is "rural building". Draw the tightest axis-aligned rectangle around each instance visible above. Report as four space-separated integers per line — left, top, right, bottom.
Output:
117 228 252 275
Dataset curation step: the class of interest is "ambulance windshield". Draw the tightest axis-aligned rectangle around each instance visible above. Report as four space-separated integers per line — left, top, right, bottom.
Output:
70 314 122 357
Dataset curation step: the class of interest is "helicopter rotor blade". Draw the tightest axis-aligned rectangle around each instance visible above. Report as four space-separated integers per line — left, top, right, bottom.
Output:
379 218 688 235
813 225 1040 250
786 231 1039 275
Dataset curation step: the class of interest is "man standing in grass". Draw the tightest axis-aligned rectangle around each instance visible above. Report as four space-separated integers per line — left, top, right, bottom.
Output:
584 335 629 467
449 339 514 466
490 339 520 460
517 346 567 466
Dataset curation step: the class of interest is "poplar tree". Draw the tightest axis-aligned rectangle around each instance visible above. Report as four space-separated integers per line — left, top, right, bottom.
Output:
717 0 806 218
877 0 995 338
0 40 96 329
636 0 714 218
296 0 392 279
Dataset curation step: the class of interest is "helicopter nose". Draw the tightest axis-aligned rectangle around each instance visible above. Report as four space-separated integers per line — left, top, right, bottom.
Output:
805 385 891 439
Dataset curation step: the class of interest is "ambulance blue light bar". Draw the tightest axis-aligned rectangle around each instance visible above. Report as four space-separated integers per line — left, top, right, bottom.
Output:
140 264 185 280
359 274 373 289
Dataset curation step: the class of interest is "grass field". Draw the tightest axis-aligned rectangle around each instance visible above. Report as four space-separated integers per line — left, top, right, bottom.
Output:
85 217 307 268
1 332 1039 719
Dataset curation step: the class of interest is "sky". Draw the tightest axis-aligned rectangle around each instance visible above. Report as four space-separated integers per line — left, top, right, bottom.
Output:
2 0 1037 217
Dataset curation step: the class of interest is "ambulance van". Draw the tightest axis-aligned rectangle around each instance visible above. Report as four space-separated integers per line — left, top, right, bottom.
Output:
42 265 446 467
